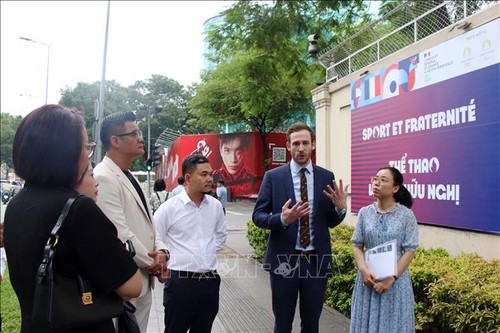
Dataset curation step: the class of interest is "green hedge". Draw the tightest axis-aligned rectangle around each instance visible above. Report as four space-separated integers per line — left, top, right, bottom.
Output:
325 225 358 315
246 221 500 333
246 220 270 258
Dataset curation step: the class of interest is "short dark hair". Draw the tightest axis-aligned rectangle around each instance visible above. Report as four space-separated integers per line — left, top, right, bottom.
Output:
100 112 136 151
219 133 249 151
177 176 185 185
182 154 209 176
217 179 225 185
286 123 315 142
153 179 166 192
13 104 85 187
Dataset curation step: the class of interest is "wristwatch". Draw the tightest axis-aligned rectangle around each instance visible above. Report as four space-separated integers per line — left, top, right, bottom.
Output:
159 249 170 261
338 208 347 216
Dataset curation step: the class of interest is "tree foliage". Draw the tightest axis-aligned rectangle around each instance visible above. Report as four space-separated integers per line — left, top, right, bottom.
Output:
192 48 312 132
191 0 370 169
0 113 22 172
59 80 139 142
207 1 370 65
1 76 194 173
131 75 196 136
59 75 195 171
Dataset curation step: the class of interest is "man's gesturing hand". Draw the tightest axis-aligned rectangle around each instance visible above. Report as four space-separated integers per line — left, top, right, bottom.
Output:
323 179 349 211
281 198 310 225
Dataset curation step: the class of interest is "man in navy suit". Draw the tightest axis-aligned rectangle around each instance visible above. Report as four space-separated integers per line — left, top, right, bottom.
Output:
252 122 348 333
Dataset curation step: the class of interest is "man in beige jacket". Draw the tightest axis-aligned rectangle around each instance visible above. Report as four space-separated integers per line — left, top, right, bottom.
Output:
95 112 168 332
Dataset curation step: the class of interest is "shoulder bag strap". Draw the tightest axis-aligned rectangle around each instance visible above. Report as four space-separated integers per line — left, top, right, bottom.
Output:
49 195 80 237
36 195 81 283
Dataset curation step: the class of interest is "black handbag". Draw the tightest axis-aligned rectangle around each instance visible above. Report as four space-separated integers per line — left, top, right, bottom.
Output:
31 196 124 331
115 301 141 333
114 240 141 333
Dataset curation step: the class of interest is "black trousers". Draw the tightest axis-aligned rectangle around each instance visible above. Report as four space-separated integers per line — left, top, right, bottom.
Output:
163 270 221 333
269 255 328 333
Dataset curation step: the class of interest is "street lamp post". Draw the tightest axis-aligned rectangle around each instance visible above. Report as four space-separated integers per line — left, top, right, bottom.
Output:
148 108 151 162
19 37 51 104
147 107 152 198
95 0 111 164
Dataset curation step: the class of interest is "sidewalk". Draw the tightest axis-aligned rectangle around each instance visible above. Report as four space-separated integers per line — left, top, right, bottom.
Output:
147 200 351 333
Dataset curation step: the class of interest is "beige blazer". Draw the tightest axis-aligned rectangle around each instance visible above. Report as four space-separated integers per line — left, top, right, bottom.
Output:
94 156 166 296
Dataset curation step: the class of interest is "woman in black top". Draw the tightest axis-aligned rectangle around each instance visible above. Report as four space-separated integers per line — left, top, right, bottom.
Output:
4 105 141 333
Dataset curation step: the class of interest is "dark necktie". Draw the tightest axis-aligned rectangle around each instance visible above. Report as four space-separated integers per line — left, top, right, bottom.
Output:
300 168 310 248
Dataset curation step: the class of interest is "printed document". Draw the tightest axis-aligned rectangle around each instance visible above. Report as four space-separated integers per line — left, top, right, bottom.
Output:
365 239 397 281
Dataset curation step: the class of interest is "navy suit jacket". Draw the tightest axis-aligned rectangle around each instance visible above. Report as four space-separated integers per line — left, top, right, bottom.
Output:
252 162 344 274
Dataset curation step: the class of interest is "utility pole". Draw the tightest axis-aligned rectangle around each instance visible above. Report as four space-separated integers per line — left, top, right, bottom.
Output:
95 0 111 164
19 37 51 104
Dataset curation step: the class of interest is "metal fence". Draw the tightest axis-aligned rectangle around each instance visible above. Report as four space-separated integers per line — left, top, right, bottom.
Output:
317 0 498 82
155 128 181 149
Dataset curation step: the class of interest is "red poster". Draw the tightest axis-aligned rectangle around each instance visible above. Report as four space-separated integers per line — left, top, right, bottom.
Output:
161 132 290 198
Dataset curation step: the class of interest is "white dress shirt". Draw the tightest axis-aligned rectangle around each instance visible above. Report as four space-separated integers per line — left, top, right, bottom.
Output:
154 189 227 273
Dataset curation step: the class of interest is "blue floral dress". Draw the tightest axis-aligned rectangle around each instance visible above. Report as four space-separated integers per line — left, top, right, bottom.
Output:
350 203 419 333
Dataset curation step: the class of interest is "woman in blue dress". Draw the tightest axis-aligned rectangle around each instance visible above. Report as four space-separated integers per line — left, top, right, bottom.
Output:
350 167 419 333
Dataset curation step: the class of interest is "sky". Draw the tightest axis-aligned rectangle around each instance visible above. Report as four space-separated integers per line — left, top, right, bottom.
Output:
1 1 236 118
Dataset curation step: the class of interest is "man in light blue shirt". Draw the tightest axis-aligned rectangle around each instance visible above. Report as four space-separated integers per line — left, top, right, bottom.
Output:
216 180 227 215
171 176 185 196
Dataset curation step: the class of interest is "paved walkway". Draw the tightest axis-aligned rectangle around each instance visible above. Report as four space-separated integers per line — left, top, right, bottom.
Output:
146 200 351 333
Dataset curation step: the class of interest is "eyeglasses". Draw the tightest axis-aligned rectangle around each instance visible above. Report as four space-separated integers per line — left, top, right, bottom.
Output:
115 129 143 138
86 142 97 158
371 176 391 184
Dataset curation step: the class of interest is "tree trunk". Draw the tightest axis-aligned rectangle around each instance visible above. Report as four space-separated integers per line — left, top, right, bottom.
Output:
260 131 270 171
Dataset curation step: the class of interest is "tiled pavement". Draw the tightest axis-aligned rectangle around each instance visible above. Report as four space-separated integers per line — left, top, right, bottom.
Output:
146 200 350 333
